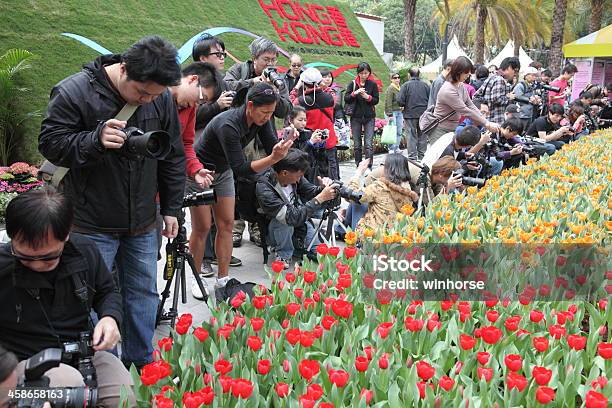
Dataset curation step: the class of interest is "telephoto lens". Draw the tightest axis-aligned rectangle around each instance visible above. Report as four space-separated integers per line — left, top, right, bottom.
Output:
183 190 217 207
123 127 171 160
262 67 285 89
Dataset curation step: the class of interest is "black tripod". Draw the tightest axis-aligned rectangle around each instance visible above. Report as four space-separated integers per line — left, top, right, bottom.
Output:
408 159 431 218
307 204 346 250
156 208 209 328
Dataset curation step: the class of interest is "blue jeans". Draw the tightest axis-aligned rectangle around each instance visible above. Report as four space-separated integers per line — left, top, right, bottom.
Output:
405 118 426 160
74 230 159 366
389 111 404 152
268 219 318 260
549 140 565 150
488 158 503 176
336 202 368 232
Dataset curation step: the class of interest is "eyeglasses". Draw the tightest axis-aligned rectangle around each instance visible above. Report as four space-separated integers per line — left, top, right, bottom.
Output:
207 51 226 59
291 64 302 68
11 242 63 262
259 56 278 65
198 85 208 104
392 76 400 79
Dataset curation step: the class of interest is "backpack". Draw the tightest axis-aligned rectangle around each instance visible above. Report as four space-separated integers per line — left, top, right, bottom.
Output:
215 278 268 305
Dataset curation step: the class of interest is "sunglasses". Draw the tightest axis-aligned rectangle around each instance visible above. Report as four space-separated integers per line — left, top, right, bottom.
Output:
11 242 64 262
392 76 400 79
207 51 226 59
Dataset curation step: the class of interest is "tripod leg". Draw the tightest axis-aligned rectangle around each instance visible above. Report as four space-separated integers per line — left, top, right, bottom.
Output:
307 215 327 252
156 272 174 327
186 253 209 303
168 256 183 328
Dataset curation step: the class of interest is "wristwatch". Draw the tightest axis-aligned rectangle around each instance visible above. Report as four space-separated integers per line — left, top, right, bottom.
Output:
313 198 321 205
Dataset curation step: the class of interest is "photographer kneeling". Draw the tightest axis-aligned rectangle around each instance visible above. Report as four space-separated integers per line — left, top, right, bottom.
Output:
490 117 527 169
256 149 337 268
0 189 133 407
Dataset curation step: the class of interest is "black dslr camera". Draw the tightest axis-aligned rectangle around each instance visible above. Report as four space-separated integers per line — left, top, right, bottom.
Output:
121 127 171 160
262 67 284 89
326 181 362 209
183 190 217 208
11 332 97 407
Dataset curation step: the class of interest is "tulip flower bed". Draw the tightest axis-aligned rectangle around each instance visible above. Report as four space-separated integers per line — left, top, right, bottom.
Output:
127 131 611 407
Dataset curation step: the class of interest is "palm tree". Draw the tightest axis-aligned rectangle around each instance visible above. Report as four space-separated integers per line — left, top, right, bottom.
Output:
403 0 418 61
589 0 604 33
434 0 550 64
0 49 38 166
548 0 568 76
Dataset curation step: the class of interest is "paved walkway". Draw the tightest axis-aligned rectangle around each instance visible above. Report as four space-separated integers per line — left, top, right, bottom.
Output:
154 152 389 339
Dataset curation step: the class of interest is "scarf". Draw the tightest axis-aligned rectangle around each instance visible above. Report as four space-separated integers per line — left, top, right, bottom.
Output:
390 83 400 92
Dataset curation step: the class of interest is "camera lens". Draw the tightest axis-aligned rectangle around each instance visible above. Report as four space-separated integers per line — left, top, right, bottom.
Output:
146 137 161 155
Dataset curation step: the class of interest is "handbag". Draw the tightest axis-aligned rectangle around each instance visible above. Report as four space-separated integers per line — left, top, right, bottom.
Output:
419 105 456 135
380 118 397 145
344 80 356 117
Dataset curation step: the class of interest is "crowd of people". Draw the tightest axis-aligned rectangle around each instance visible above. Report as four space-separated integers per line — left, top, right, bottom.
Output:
0 31 611 407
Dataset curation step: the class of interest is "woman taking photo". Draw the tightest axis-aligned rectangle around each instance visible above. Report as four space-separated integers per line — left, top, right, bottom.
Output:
194 82 294 290
347 154 418 235
425 56 499 145
345 62 379 167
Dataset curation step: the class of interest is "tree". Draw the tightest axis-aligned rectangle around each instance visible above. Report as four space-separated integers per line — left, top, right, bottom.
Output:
473 3 487 63
589 0 604 33
548 0 568 76
403 0 417 61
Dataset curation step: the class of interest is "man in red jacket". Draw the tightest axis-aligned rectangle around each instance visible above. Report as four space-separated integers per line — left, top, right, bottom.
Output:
168 62 220 281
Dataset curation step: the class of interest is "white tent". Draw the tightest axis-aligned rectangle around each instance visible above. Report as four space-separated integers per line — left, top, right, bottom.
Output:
421 36 469 74
486 40 533 69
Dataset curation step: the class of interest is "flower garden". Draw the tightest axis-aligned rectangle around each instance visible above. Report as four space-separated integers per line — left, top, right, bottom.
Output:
128 130 611 407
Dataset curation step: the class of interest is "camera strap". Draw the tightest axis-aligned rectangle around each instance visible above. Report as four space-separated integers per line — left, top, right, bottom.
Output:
45 103 139 187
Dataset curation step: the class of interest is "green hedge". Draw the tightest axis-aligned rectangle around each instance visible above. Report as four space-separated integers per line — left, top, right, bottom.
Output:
0 0 388 163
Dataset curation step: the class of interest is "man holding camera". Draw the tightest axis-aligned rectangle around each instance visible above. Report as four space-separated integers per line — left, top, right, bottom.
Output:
474 57 520 124
525 103 573 152
0 189 133 406
548 64 578 107
256 149 337 268
38 36 186 369
513 67 542 130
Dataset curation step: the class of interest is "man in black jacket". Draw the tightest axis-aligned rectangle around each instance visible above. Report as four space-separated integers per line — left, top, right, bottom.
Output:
0 189 132 406
398 67 430 160
38 36 185 368
256 149 337 267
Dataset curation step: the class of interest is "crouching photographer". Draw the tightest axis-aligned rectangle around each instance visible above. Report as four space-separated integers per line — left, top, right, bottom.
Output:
256 149 337 268
0 189 134 407
488 117 528 169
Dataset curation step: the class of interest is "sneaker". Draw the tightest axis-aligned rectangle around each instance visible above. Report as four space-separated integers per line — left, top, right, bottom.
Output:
210 256 243 267
232 233 243 248
191 275 209 300
249 235 262 247
201 260 215 278
215 276 231 290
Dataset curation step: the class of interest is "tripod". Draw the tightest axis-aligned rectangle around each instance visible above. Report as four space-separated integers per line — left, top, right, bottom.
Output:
408 159 431 218
307 205 347 250
156 209 209 328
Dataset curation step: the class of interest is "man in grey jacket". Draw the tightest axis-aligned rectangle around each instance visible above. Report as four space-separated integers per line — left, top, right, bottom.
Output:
427 59 453 108
398 67 430 160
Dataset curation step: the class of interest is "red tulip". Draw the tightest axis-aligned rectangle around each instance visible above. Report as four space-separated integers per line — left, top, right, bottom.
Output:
426 319 441 331
303 270 317 283
480 326 503 344
193 327 209 342
275 382 290 397
360 388 373 404
219 376 232 393
247 336 262 351
316 243 329 255
271 260 286 273
438 375 455 391
378 353 389 369
530 310 544 323
328 246 340 256
319 403 334 408
548 324 566 339
598 298 607 310
286 273 296 283
250 317 264 332
344 246 357 258
405 317 424 331
157 337 173 352
591 376 608 390
298 395 316 408
417 381 434 399
532 366 552 385
506 372 527 392
597 343 612 359
321 315 337 330
416 361 435 381
533 336 549 352
231 378 253 399
364 346 375 361
355 356 369 372
175 313 193 335
331 299 353 318
486 310 499 323
477 352 490 365
459 334 477 350
328 368 350 387
141 360 172 386
477 367 493 382
252 296 268 309
155 395 174 408
504 354 522 372
257 359 271 375
312 325 323 339
306 383 323 400
298 359 320 381
566 334 587 350
283 359 291 373
376 322 393 338
504 316 521 332
230 293 245 308
214 359 232 375
535 386 555 404
300 331 315 348
585 390 608 408
286 302 301 316
286 328 301 345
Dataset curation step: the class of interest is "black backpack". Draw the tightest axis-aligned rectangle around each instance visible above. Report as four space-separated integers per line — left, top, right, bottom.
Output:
214 278 268 305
